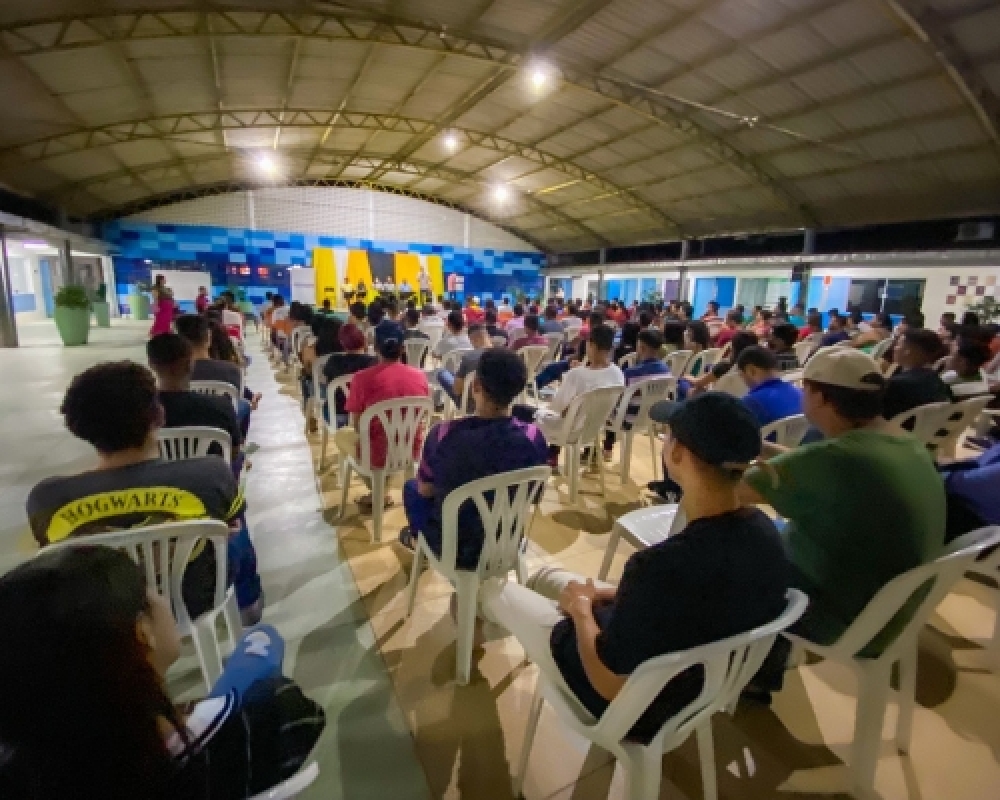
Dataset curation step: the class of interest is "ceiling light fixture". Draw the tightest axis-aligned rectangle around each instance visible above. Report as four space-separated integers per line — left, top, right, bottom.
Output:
22 241 50 250
443 133 459 151
256 152 279 176
530 67 548 89
493 185 511 203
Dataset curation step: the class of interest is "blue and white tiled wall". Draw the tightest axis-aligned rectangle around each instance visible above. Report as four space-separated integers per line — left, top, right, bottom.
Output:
103 221 546 309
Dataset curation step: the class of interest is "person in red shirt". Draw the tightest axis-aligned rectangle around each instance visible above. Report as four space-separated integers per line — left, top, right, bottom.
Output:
333 336 429 512
195 286 210 313
797 310 824 342
512 314 549 351
715 309 744 348
464 296 485 325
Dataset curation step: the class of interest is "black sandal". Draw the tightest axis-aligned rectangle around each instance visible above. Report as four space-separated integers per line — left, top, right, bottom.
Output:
398 526 418 551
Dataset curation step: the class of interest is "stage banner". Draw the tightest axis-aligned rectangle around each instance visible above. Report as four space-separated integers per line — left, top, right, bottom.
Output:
312 248 336 307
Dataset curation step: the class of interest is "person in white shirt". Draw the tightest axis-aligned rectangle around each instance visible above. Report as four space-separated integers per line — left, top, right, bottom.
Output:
374 277 385 292
418 266 432 302
512 325 624 467
432 310 473 358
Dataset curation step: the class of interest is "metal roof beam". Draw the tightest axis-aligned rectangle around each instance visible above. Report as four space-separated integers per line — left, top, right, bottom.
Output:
878 0 1000 155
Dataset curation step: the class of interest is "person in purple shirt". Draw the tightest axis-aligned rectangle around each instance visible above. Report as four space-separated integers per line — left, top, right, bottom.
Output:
603 329 671 460
399 348 549 568
736 346 803 427
940 441 1000 541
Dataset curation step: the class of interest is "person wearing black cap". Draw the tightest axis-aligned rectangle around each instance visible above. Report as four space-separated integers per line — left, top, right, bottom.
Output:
397 348 549 563
482 393 791 743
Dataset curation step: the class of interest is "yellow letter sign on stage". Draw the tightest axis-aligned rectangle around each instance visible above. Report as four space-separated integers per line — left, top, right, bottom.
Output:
313 248 338 308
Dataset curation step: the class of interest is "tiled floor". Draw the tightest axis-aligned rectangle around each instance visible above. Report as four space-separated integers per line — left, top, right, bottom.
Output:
2 318 999 799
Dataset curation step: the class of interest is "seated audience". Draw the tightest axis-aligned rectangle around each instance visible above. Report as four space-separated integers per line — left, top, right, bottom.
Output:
349 301 368 330
603 330 671 460
736 346 803 427
769 323 801 371
942 341 991 390
883 328 952 420
819 314 850 347
0 546 323 799
700 300 723 324
687 331 758 396
322 324 377 428
505 303 526 333
147 334 243 465
297 315 343 429
402 308 429 342
483 393 790 743
662 320 686 355
939 441 1000 541
849 312 893 353
437 323 491 409
513 326 624 467
512 314 548 350
484 308 508 344
334 336 429 512
742 348 945 696
613 321 641 365
750 309 773 338
25 361 263 624
715 309 743 347
433 310 472 358
684 320 711 358
372 302 405 350
540 305 564 334
398 349 549 563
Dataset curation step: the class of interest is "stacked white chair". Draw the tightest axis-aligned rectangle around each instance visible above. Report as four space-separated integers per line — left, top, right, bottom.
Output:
785 527 1000 799
603 376 677 483
514 590 809 800
190 379 241 413
157 426 232 465
760 414 811 448
46 520 241 691
405 465 551 685
544 385 625 503
338 396 433 543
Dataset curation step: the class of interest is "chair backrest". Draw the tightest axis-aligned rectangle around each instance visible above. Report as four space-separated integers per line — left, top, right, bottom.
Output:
871 337 894 361
357 396 433 472
455 370 475 417
290 325 309 359
438 465 552 577
309 353 334 423
889 396 991 454
46 520 230 632
190 380 240 412
324 373 354 424
563 317 583 331
403 338 430 368
619 352 638 370
684 348 722 378
780 369 804 388
665 349 692 377
422 324 444 351
586 590 808 747
157 426 232 464
519 345 550 377
793 340 816 365
712 369 748 398
759 414 810 448
559 385 626 445
441 347 472 375
247 762 320 800
491 335 508 348
821 528 1000 661
544 332 564 362
605 376 676 434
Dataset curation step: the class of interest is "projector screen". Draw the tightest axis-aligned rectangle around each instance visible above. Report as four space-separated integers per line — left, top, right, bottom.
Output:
148 270 212 303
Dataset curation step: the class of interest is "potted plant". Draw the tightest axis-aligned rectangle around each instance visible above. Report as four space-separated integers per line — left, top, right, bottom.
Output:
130 280 151 321
92 282 111 328
54 285 92 346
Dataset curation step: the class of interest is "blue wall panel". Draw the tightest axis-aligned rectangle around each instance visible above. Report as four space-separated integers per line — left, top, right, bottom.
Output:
102 221 545 307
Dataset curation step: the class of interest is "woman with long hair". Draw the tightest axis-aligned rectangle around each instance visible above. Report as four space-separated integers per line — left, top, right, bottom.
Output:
300 315 344 428
150 274 176 337
0 546 324 800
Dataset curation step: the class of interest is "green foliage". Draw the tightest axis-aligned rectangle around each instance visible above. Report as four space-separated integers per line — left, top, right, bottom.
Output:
642 287 663 305
964 296 1000 324
54 285 90 310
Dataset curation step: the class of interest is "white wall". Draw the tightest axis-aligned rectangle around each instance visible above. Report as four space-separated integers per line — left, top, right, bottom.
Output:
126 187 538 252
568 271 682 302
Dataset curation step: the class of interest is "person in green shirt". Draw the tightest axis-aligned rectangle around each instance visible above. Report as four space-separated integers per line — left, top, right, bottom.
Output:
742 347 945 699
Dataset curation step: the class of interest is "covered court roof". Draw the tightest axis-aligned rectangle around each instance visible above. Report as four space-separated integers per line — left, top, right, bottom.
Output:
0 0 997 251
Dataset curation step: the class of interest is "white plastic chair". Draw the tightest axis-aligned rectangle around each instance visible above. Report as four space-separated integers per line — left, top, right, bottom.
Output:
318 374 353 473
665 349 692 377
543 331 565 363
451 370 475 419
599 503 688 581
793 339 817 365
962 526 1000 668
248 762 320 800
604 376 677 483
190 379 241 413
287 326 310 373
759 413 810 448
338 396 433 543
515 590 809 800
871 337 894 362
405 465 551 685
684 348 722 379
421 324 444 352
786 528 1000 798
518 345 551 405
889 396 991 457
46 520 241 691
404 338 430 369
491 334 508 348
305 353 333 435
157 426 232 465
437 347 472 417
619 352 638 370
544 385 625 503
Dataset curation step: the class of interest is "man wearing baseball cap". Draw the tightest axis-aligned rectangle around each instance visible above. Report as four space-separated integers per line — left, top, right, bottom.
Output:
743 347 945 695
482 393 791 742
